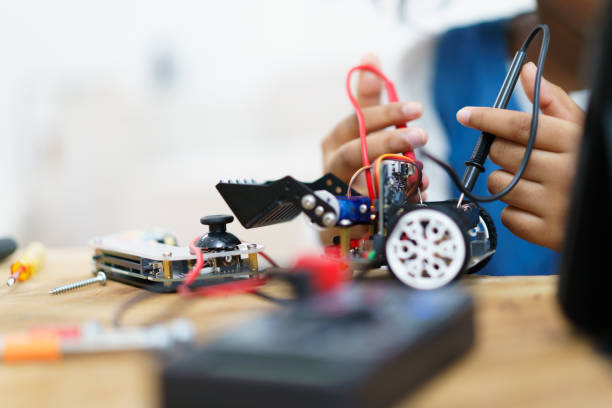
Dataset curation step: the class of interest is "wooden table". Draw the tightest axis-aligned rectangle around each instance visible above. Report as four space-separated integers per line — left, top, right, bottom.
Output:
0 249 611 408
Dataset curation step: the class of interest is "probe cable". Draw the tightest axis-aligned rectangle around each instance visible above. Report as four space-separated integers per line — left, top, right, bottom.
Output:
346 65 409 200
422 24 550 203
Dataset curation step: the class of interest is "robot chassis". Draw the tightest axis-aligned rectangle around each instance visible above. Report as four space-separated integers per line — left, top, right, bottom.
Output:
217 161 497 291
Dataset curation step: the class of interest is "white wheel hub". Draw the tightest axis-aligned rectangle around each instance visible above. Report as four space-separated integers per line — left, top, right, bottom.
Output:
385 208 467 290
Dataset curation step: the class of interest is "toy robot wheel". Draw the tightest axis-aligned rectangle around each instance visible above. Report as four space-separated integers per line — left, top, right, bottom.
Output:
385 207 469 290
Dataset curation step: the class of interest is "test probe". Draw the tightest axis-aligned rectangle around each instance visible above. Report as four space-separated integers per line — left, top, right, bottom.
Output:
425 24 550 206
458 46 527 205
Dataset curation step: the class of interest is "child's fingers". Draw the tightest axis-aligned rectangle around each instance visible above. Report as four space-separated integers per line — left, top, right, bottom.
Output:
356 53 383 108
489 139 560 183
325 127 427 181
500 206 548 247
324 102 423 152
456 107 581 153
420 173 429 192
520 62 585 124
487 170 548 216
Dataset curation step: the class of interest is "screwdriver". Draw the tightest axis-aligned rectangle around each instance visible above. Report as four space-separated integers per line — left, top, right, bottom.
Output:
7 242 46 286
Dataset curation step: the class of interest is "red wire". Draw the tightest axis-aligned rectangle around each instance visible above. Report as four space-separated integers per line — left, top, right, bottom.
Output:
179 277 267 298
346 65 404 200
178 237 274 298
259 251 278 267
181 237 205 287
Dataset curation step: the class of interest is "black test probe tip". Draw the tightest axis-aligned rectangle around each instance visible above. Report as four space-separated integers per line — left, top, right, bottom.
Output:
461 49 527 192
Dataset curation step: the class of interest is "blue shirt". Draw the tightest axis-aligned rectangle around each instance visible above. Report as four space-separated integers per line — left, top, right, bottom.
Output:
433 20 556 275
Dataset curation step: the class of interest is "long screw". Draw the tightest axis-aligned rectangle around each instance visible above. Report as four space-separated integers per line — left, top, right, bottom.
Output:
49 271 107 295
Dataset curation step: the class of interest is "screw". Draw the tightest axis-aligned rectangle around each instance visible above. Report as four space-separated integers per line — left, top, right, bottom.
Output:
322 212 337 227
301 194 316 210
49 272 107 295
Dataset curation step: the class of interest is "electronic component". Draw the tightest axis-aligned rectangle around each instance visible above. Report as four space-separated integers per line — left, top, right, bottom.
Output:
162 283 474 408
381 160 414 207
218 162 496 290
7 242 45 287
90 217 264 292
336 196 371 224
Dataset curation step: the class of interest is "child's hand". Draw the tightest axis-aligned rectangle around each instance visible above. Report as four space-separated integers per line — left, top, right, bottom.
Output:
321 54 429 197
456 62 585 250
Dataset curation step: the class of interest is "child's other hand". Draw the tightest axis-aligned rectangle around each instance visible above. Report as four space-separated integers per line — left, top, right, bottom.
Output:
456 62 585 251
321 53 429 198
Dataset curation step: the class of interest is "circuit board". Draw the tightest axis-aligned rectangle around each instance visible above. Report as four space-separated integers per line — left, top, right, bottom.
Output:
90 232 264 292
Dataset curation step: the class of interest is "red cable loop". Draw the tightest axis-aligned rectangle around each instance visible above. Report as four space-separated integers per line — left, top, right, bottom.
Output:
178 236 274 298
346 65 412 200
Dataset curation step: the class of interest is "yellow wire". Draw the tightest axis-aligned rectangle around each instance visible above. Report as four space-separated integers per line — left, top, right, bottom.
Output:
346 165 374 197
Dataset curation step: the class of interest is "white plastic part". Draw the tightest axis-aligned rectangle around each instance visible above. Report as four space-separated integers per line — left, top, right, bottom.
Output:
385 208 467 290
90 233 263 261
314 190 340 217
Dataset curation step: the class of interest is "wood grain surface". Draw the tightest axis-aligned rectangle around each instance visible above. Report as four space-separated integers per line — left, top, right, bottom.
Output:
0 248 611 408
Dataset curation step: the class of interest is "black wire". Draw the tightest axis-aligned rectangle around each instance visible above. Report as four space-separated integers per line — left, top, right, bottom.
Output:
422 24 550 203
352 260 381 280
111 264 296 327
112 283 288 328
251 290 292 305
112 290 160 328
